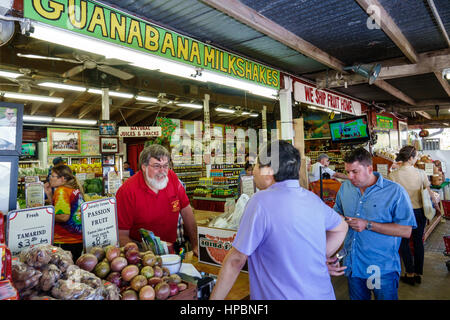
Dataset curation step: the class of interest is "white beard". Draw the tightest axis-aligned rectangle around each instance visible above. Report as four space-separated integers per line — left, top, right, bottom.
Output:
146 172 169 190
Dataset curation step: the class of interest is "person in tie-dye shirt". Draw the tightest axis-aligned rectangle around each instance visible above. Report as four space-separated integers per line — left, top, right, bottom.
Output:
44 165 85 260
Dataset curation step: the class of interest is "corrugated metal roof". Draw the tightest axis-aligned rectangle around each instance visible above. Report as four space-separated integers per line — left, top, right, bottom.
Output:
101 0 329 75
386 73 450 101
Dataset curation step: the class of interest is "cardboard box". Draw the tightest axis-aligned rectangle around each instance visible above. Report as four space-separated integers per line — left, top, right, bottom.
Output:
197 226 248 272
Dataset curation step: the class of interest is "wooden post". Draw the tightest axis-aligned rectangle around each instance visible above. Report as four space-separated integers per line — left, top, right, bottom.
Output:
293 118 308 189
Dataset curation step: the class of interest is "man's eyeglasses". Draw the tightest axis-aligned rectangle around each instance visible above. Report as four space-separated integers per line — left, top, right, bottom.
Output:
148 163 169 170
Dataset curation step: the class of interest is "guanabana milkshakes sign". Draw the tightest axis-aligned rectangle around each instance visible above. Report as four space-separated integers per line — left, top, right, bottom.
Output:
24 0 280 90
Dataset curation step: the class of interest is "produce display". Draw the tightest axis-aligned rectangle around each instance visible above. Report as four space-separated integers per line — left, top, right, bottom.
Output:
18 167 48 178
75 243 188 300
83 178 104 195
11 244 120 300
69 163 102 174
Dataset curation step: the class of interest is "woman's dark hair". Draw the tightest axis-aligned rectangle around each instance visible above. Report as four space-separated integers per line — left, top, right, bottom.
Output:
257 140 301 182
395 145 416 162
244 161 253 171
343 147 373 166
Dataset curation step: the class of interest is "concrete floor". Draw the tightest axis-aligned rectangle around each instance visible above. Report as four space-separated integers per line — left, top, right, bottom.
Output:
332 218 450 300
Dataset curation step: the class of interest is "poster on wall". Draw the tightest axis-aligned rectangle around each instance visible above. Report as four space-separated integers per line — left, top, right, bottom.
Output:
48 128 81 155
303 110 332 139
0 101 23 156
0 157 19 213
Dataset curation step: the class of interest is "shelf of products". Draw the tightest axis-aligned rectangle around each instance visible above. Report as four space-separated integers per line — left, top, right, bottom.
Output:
172 164 204 197
306 150 346 173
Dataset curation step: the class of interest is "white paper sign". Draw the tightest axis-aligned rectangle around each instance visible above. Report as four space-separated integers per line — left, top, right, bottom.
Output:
107 171 122 194
24 176 40 183
6 206 55 256
76 173 87 181
25 182 45 208
425 163 434 176
241 176 256 197
81 197 119 252
377 164 389 178
118 126 161 138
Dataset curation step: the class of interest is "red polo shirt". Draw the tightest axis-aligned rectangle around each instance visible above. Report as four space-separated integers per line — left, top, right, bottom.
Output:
116 169 190 243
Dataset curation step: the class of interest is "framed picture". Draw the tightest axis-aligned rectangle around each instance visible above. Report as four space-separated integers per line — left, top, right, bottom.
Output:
99 120 118 136
100 137 119 153
102 154 115 165
102 165 116 178
48 128 81 154
0 101 23 156
0 156 19 213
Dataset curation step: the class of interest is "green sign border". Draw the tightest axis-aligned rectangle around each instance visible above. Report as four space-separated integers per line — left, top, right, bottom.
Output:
25 0 280 90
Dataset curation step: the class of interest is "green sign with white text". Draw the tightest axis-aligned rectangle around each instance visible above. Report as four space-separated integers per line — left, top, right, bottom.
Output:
24 0 280 90
376 115 394 129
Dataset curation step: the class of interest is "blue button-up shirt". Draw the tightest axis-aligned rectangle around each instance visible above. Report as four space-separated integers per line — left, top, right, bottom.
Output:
333 172 416 278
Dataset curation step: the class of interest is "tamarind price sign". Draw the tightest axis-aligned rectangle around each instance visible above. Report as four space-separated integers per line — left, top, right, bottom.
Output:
81 197 119 252
6 206 55 256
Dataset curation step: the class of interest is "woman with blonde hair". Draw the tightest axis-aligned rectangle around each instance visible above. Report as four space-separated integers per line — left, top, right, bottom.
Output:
389 146 439 286
44 164 85 260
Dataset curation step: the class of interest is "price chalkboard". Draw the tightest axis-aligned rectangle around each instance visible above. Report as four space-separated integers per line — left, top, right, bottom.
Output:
6 206 55 256
80 197 119 252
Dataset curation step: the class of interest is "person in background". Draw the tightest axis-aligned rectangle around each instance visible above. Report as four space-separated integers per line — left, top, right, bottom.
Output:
309 153 348 183
116 144 199 256
333 148 416 300
210 140 348 300
388 145 440 286
237 161 254 195
45 157 66 202
0 108 17 126
44 165 85 261
123 161 135 176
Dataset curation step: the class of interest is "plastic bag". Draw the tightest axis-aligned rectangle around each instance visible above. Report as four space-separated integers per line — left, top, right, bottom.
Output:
209 194 250 230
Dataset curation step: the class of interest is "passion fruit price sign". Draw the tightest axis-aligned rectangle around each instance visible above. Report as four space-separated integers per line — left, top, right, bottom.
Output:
81 197 119 252
6 206 55 256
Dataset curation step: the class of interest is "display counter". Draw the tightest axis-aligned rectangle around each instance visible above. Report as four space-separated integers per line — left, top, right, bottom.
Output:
191 209 250 300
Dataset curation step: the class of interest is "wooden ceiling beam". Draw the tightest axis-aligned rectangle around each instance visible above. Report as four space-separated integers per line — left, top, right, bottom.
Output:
55 91 87 117
355 0 419 63
434 71 450 98
199 0 345 71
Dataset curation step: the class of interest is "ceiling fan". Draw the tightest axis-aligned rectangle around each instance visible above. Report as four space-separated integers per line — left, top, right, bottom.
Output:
0 68 37 92
17 52 134 80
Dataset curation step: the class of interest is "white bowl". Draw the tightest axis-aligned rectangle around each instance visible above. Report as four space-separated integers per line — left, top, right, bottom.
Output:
161 254 181 274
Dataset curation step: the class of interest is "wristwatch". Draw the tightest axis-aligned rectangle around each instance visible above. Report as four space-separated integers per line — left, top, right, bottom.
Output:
366 221 373 231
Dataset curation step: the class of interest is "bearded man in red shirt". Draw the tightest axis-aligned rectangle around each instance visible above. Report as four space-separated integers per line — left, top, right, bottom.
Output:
116 144 198 256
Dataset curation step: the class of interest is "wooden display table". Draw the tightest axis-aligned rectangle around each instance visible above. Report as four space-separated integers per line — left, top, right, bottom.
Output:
192 197 235 212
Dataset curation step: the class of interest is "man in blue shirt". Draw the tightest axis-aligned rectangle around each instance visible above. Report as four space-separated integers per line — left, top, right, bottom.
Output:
334 147 416 300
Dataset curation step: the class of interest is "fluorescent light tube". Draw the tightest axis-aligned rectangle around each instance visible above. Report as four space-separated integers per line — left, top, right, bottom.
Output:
249 113 259 117
38 82 86 92
54 118 97 125
2 92 64 103
23 115 53 123
136 95 159 103
88 88 134 99
216 107 235 114
241 112 250 115
0 70 22 78
177 103 203 109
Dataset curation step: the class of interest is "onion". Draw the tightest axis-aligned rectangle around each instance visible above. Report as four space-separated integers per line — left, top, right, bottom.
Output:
139 285 155 300
110 256 128 272
169 282 179 297
169 274 182 284
121 265 140 282
140 266 154 279
124 242 139 253
106 247 121 262
125 249 141 265
76 254 98 272
121 290 138 300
